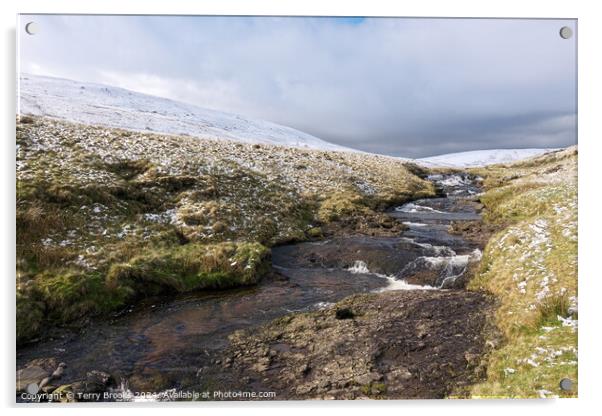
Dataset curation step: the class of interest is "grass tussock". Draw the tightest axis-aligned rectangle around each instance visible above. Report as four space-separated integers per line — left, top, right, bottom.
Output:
467 147 577 398
317 190 369 223
106 241 270 295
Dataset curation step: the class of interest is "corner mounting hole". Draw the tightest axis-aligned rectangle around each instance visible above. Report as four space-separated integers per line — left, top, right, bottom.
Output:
25 22 38 35
559 26 573 39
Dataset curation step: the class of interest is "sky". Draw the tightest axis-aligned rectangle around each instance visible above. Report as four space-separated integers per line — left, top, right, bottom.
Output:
18 15 577 158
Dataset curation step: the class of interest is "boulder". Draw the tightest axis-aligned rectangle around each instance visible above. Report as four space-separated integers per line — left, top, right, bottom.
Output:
16 358 58 393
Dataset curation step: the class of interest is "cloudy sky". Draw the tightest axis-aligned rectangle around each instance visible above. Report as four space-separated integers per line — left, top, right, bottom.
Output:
19 15 577 158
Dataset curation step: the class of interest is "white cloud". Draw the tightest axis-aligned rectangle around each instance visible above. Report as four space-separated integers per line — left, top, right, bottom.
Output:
18 15 577 157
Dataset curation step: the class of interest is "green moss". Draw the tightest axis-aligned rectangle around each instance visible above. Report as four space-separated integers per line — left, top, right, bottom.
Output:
106 241 270 296
16 289 45 343
306 226 323 238
16 242 270 345
16 270 130 344
361 382 387 397
36 271 129 322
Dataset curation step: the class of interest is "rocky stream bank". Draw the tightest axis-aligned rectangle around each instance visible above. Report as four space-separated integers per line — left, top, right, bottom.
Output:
17 173 498 402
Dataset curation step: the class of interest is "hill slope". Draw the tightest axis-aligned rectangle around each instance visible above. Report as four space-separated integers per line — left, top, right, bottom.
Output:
16 115 435 344
18 74 354 152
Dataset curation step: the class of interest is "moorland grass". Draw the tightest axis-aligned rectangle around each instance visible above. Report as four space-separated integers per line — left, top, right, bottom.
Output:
467 147 577 398
16 116 435 344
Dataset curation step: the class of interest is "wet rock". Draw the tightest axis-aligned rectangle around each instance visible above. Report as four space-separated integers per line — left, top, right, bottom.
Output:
128 368 171 392
86 370 115 388
335 308 355 320
16 358 58 392
41 385 57 394
378 217 395 229
355 372 382 385
71 370 116 401
16 366 48 392
49 370 116 402
387 367 413 382
52 362 66 378
272 236 421 276
448 220 496 247
39 362 67 390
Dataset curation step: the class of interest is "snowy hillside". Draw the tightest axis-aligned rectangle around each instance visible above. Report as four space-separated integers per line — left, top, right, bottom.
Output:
18 74 354 152
418 148 555 168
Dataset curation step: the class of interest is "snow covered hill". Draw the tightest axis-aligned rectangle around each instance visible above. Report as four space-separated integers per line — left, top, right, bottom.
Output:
18 74 560 165
417 148 555 168
18 74 355 152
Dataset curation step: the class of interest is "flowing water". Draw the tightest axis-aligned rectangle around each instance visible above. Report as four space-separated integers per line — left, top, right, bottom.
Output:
17 173 484 401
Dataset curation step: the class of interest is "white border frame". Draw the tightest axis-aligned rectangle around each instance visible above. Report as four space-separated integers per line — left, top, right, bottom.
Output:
2 1 600 415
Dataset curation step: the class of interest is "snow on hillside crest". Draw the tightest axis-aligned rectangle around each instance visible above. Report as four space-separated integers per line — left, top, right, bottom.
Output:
19 74 557 166
18 74 355 153
418 148 555 168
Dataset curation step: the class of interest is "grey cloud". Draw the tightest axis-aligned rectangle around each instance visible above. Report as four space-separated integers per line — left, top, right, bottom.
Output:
19 15 577 157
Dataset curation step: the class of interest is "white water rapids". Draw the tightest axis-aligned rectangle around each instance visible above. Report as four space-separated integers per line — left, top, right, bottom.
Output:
347 260 436 291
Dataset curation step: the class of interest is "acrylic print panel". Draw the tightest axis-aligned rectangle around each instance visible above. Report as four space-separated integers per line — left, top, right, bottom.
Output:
16 15 577 402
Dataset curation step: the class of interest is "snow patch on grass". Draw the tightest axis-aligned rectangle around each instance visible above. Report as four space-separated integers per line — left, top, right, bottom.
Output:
468 147 577 398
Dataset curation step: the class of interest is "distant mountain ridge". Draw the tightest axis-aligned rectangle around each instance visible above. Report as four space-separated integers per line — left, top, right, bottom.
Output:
18 74 355 152
417 148 555 168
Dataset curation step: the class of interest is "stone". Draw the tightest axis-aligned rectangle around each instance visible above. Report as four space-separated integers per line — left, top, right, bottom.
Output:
416 322 430 339
335 308 355 320
41 385 57 394
16 366 48 392
251 357 271 373
295 384 313 395
386 367 413 382
464 352 479 366
354 373 373 385
299 363 311 376
86 370 115 387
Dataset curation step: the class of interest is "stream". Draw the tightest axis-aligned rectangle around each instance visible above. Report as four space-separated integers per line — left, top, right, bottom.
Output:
17 173 485 401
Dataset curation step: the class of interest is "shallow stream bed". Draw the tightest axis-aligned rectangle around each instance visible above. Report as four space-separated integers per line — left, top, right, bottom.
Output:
17 173 489 401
